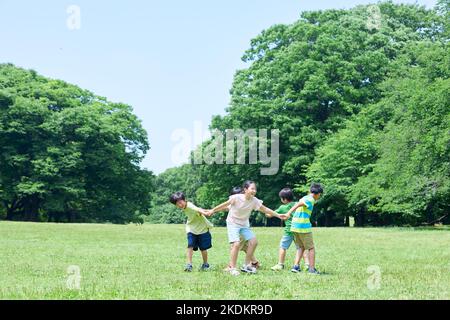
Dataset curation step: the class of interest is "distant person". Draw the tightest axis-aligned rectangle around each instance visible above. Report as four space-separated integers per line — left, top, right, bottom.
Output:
271 188 310 272
279 183 323 275
169 192 213 272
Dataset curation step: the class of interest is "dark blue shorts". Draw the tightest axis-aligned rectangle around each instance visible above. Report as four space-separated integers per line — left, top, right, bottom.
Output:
187 231 212 251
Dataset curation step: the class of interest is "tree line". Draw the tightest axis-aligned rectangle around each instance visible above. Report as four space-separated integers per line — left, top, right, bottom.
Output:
0 64 153 223
1 1 448 226
148 1 449 227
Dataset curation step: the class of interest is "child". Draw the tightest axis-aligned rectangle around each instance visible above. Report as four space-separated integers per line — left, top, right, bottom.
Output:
223 187 261 271
280 183 323 274
270 188 309 272
206 181 281 276
169 191 214 272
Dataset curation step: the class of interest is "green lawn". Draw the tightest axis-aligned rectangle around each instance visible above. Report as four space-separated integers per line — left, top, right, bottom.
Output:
0 222 449 300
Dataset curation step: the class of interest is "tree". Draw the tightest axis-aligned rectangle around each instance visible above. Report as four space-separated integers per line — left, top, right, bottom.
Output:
0 64 153 223
191 2 445 215
308 41 449 225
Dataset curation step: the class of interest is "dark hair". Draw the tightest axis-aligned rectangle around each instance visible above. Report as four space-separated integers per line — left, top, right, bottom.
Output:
169 191 186 204
243 180 256 190
230 186 243 196
310 183 323 195
279 188 294 201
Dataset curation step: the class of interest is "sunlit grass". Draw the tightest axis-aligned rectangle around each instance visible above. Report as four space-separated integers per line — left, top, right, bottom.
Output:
0 222 449 299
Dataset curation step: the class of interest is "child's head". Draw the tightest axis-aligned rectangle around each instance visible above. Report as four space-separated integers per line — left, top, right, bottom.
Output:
310 183 323 200
169 191 187 209
242 180 257 197
279 188 294 204
229 186 243 196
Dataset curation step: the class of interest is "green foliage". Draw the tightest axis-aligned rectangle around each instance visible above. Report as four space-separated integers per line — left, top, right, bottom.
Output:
308 41 449 225
147 164 203 224
0 64 154 223
149 2 449 227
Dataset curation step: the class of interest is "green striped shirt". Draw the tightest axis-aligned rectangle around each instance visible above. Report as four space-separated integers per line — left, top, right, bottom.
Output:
290 195 316 234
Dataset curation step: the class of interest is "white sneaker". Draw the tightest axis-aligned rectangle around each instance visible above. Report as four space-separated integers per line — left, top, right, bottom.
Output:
229 268 240 276
241 264 257 274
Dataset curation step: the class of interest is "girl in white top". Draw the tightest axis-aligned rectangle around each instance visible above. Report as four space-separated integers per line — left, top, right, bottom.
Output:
207 181 282 276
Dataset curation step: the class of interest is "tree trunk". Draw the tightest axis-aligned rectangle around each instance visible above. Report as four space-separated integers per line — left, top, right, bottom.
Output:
345 215 350 227
356 208 366 227
325 210 335 227
6 207 14 220
23 195 40 222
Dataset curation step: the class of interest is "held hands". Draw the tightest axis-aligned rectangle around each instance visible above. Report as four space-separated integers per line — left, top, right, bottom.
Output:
204 210 214 217
278 214 289 221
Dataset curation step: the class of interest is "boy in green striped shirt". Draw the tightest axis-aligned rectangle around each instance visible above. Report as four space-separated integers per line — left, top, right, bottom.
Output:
280 183 323 275
271 188 309 272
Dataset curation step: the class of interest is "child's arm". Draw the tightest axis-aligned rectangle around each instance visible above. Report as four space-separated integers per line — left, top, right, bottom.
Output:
282 199 306 219
197 208 209 216
207 199 232 217
259 205 281 219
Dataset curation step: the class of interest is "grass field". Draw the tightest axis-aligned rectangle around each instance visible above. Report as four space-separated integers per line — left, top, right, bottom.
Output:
0 221 449 300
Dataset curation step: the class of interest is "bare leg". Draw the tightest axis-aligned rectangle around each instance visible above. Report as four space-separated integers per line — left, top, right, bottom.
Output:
245 238 258 266
294 248 303 266
201 250 208 264
309 248 315 270
229 242 241 269
303 249 310 266
186 248 194 264
279 248 287 265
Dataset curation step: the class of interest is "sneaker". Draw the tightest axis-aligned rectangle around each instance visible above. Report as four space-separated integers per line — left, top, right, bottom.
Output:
223 265 232 272
241 264 257 274
200 263 210 271
251 261 261 269
291 265 301 273
303 264 310 272
184 264 193 272
308 268 320 275
229 268 240 276
271 263 285 271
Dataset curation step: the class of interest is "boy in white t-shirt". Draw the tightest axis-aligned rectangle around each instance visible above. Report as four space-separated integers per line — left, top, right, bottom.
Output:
170 192 214 272
206 181 282 276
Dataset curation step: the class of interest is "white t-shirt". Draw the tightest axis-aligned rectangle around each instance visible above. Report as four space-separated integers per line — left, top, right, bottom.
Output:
226 194 263 227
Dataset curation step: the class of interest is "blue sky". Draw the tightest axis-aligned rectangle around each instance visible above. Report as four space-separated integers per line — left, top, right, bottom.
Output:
0 0 437 174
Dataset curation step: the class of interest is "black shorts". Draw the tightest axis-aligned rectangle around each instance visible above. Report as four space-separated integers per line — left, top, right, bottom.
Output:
187 231 212 251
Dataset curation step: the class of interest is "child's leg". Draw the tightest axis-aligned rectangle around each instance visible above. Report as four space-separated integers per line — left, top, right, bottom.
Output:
239 235 248 253
186 248 194 265
186 233 196 265
227 225 242 269
308 248 315 269
240 227 258 266
278 248 288 264
303 249 310 266
301 233 315 270
198 231 211 265
245 238 258 266
292 233 306 267
294 248 302 266
278 235 293 265
201 250 208 264
230 242 241 268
